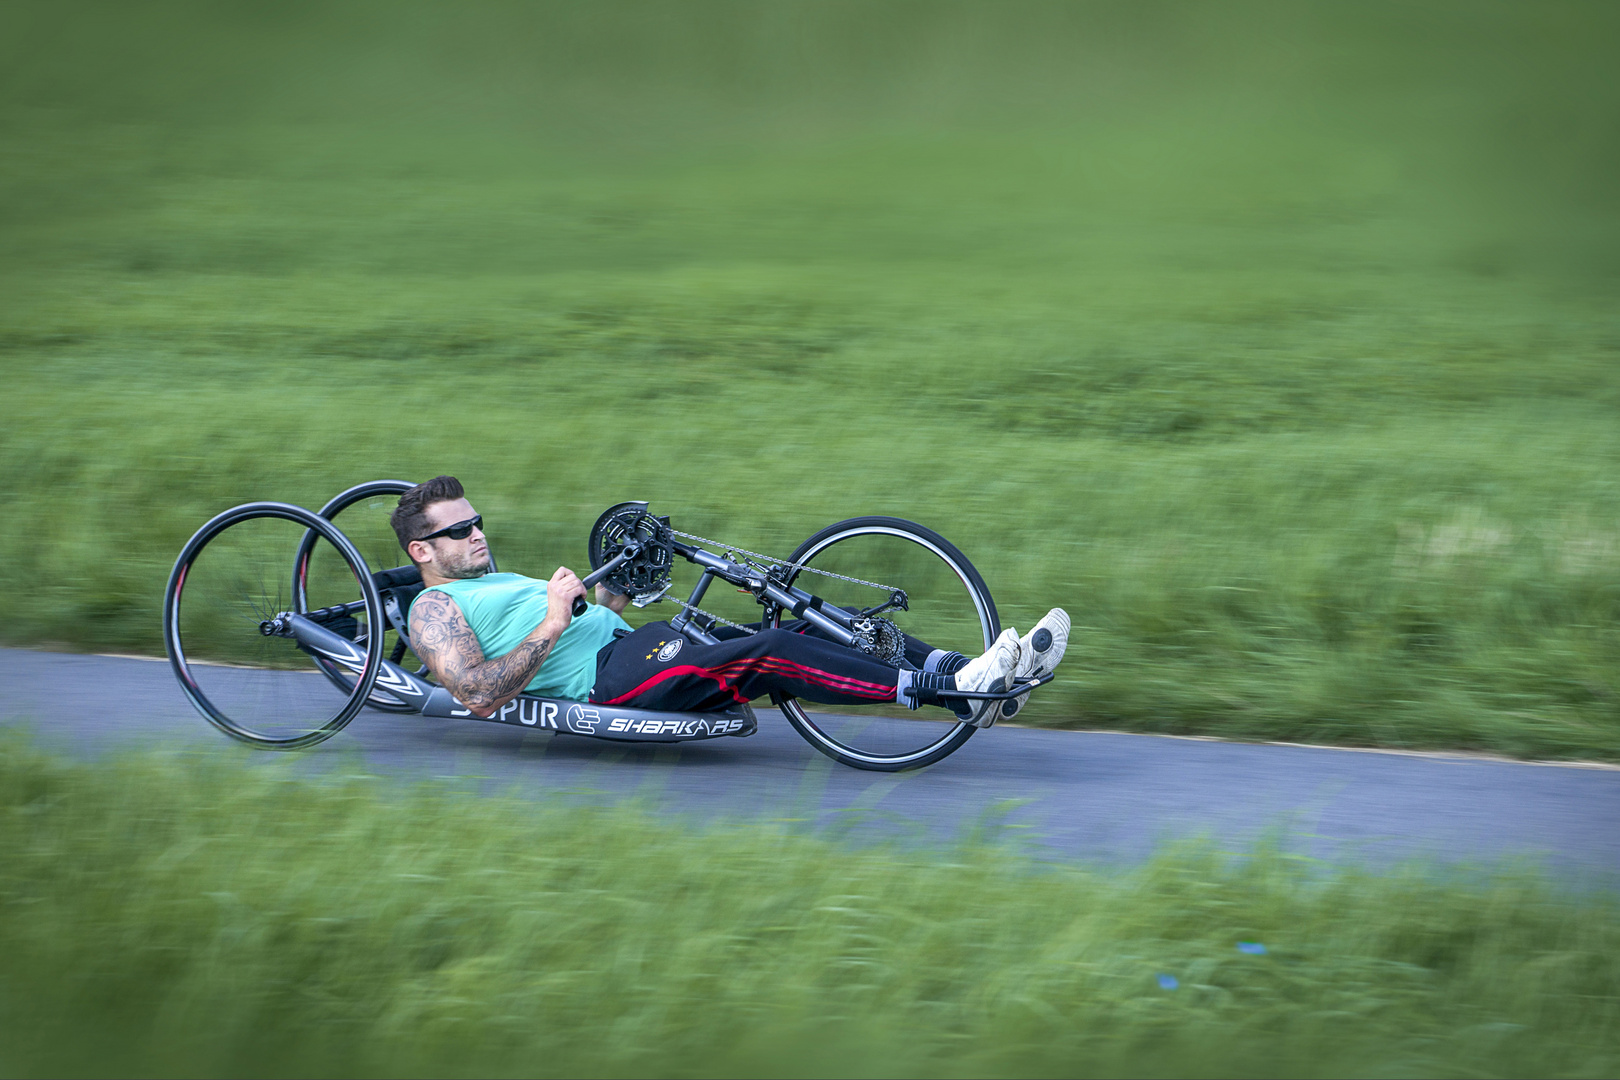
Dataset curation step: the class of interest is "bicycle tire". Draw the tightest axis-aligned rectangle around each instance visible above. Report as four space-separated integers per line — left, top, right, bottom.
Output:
164 501 385 748
295 479 425 711
773 516 998 771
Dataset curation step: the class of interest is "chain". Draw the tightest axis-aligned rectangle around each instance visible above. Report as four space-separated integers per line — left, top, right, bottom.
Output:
668 529 900 595
665 596 760 635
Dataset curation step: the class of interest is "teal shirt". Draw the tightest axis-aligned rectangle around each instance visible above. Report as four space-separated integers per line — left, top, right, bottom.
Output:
410 573 632 701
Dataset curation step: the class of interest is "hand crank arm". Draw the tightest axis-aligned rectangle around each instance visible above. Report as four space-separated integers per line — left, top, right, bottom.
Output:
572 542 640 616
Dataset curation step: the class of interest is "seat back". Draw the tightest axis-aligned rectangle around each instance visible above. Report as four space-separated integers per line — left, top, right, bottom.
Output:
372 564 423 591
371 565 425 641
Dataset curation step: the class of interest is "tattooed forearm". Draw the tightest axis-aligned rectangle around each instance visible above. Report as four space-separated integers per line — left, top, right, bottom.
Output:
410 591 558 716
453 634 555 713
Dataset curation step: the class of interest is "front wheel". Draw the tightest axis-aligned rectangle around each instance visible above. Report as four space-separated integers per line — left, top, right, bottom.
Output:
773 517 999 771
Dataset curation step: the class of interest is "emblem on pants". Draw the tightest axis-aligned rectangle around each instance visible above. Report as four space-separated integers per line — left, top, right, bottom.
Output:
656 638 683 662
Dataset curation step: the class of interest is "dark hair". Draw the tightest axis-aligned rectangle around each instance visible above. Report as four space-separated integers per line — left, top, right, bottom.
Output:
391 475 466 555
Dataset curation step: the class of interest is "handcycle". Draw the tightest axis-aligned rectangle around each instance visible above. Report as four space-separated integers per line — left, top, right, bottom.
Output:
163 480 1052 771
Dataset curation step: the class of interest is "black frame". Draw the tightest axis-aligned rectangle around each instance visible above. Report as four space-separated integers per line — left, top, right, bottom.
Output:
284 607 757 743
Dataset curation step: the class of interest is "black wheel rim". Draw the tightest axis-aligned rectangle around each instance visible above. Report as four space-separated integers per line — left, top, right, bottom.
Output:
164 502 384 748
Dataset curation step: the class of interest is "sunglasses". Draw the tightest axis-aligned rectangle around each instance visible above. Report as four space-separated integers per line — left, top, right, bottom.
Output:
414 514 482 543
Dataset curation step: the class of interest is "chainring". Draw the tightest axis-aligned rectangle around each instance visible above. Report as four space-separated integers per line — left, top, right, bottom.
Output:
587 502 675 606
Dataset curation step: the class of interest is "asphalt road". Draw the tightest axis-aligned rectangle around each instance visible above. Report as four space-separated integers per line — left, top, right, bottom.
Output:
5 646 1618 875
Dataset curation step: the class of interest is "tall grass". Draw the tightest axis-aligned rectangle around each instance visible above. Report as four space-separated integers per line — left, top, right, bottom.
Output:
2 736 1617 1078
2 3 1618 757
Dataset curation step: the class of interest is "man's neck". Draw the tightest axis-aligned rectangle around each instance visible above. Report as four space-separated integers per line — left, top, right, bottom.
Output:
419 565 486 588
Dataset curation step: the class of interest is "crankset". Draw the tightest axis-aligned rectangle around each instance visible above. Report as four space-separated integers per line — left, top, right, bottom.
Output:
586 502 676 607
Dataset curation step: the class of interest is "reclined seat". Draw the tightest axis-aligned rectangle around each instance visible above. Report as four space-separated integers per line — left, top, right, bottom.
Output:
371 564 425 653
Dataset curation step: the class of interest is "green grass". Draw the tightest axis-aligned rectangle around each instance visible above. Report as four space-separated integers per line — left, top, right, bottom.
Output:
1 736 1617 1078
3 3 1620 757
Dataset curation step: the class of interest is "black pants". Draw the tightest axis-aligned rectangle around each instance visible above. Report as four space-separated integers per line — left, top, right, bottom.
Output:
591 620 931 713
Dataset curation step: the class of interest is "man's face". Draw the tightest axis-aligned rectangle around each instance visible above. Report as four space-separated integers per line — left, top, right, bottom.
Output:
408 497 491 580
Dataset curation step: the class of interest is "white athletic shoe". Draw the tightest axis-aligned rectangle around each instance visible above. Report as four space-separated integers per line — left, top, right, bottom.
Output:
1000 608 1070 722
952 628 1021 729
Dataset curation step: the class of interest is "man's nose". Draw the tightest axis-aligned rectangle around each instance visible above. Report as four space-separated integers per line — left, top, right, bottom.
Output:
470 526 486 543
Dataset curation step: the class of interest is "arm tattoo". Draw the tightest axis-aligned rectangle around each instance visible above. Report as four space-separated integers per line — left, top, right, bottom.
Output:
410 591 555 714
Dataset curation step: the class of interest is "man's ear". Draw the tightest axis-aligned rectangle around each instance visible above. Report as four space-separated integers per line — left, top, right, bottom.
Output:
407 539 432 567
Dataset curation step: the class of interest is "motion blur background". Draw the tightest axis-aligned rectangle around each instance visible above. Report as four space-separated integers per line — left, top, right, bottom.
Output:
5 7 1620 1077
3 0 1618 757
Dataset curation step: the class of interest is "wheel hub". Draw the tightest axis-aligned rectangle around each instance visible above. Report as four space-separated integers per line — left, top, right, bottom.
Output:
259 612 294 637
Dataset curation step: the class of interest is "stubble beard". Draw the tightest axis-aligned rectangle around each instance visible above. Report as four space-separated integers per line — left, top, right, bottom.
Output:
438 549 492 580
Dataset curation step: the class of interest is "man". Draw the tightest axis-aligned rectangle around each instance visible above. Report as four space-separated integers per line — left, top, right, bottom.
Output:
392 476 1069 724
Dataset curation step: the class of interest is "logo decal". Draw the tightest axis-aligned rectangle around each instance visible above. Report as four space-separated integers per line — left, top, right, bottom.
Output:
656 639 683 663
497 698 559 729
605 715 748 736
565 704 601 734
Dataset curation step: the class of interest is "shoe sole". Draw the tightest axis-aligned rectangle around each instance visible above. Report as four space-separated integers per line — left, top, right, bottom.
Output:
1001 610 1070 720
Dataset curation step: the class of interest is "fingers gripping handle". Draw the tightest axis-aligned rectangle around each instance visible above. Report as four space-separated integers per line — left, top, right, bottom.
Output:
571 543 639 616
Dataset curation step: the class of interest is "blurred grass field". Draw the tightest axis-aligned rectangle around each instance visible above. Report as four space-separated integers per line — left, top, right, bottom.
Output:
3 3 1619 757
3 735 1618 1078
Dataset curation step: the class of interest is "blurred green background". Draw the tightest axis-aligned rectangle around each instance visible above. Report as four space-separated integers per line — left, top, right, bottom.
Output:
3 1 1618 756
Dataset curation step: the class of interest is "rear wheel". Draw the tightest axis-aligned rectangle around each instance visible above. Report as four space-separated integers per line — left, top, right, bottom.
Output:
772 517 999 771
295 479 426 711
164 502 385 748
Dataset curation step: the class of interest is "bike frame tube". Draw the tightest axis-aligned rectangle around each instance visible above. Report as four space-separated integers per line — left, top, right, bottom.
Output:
759 581 857 646
670 545 860 646
670 569 722 647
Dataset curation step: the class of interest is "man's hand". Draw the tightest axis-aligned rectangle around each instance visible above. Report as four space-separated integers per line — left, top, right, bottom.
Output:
546 566 586 628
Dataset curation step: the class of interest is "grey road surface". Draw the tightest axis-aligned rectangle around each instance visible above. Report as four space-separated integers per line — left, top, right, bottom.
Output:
4 647 1617 875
